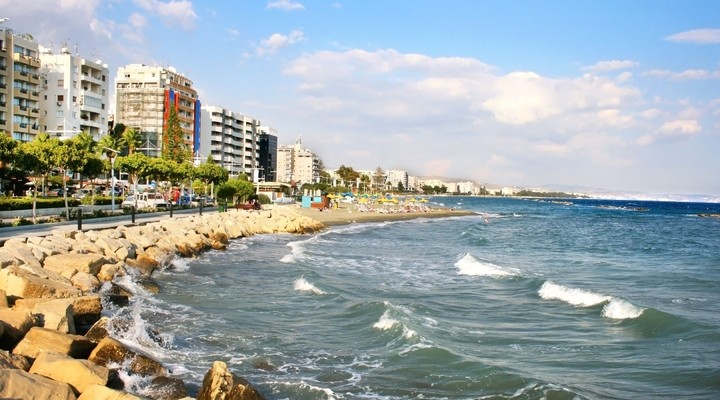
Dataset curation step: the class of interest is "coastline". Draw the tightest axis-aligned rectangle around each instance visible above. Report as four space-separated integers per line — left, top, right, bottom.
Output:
0 202 474 399
289 203 476 226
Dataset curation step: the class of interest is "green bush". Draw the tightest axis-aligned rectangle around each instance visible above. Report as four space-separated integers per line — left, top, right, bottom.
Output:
0 197 81 211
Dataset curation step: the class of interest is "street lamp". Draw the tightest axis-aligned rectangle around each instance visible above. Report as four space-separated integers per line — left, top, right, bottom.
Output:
103 147 119 212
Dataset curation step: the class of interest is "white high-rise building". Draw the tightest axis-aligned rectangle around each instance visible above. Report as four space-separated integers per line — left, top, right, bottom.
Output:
276 137 319 185
39 44 110 140
199 105 259 177
1 27 41 142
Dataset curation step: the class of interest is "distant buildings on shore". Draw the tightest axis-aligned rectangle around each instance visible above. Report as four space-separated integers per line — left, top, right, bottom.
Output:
1 24 495 194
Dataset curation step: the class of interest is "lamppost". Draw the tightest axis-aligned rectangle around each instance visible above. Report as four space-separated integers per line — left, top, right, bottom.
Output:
103 147 119 212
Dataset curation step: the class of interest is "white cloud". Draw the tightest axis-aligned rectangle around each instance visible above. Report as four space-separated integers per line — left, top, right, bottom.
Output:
582 60 638 73
659 119 701 135
133 0 198 29
643 69 720 80
638 119 702 146
666 28 720 44
257 29 305 56
267 0 305 11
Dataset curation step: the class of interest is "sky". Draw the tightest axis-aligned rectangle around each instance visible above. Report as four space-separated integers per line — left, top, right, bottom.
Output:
2 0 719 197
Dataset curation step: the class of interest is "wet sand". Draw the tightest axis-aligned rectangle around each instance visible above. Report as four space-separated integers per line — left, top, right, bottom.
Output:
287 203 476 227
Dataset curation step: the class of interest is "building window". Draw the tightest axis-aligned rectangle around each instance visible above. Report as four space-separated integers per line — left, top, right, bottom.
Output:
57 110 63 117
58 79 64 87
57 95 64 102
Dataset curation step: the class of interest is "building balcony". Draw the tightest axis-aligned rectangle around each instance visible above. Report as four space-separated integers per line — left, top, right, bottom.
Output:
13 53 40 68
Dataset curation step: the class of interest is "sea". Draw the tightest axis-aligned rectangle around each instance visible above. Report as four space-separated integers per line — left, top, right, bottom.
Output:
102 196 720 399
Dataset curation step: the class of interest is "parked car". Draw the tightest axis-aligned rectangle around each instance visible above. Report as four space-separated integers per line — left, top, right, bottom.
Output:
121 193 169 209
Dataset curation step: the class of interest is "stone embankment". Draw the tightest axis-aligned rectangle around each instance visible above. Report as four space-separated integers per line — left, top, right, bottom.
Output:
0 207 324 399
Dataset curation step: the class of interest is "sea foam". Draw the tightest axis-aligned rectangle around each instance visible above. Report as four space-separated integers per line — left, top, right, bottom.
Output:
456 253 519 277
601 298 645 319
538 281 611 307
293 276 327 295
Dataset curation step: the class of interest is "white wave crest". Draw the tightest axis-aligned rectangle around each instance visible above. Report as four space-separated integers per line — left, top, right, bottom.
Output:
293 277 327 295
373 310 399 331
601 298 645 319
373 307 416 339
456 253 518 277
538 281 612 307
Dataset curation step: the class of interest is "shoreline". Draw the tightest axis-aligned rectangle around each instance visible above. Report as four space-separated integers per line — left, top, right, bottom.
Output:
0 202 474 399
289 203 477 226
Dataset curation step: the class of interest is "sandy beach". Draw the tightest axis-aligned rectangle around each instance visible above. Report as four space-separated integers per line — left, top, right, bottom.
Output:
288 203 476 226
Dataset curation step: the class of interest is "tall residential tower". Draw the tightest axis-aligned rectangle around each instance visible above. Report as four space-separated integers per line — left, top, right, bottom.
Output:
114 64 200 157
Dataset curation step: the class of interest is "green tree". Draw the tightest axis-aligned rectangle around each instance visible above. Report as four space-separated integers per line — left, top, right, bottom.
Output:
17 134 59 222
0 134 18 194
98 134 123 156
373 167 385 193
122 127 141 155
115 152 150 194
196 161 229 195
336 165 360 187
55 135 93 218
0 133 17 167
162 106 189 164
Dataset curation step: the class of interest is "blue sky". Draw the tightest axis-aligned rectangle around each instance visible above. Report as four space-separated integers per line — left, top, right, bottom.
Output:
3 0 719 197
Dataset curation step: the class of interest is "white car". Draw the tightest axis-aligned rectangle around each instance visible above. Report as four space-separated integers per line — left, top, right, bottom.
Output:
121 193 169 209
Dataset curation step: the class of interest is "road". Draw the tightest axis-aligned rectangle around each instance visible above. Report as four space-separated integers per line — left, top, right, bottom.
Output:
0 207 217 246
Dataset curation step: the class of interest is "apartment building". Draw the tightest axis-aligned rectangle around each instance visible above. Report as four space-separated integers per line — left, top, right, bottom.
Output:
114 64 199 157
257 125 278 182
276 137 319 185
199 105 261 178
39 45 110 140
385 169 409 190
0 27 41 142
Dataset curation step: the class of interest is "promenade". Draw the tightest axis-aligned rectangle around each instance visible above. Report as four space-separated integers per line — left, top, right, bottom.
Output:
0 207 212 245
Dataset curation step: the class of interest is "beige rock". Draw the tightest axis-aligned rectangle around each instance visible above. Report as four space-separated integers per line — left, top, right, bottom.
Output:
95 236 126 259
77 384 144 400
0 308 35 349
71 271 101 292
30 351 109 394
0 265 81 301
146 375 189 400
71 239 103 255
197 360 266 400
0 349 31 370
0 368 77 400
89 337 167 377
84 316 110 343
43 253 108 277
32 298 76 333
0 250 21 269
0 289 8 308
72 295 103 330
0 244 42 268
39 235 74 253
12 326 96 360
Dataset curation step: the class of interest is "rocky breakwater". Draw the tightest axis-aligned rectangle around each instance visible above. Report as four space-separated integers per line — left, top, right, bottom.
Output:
0 207 324 399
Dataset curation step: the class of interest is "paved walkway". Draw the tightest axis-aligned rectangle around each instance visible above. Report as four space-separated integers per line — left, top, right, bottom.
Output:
0 208 216 245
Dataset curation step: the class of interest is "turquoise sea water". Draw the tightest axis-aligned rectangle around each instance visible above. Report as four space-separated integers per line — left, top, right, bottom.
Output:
105 197 720 399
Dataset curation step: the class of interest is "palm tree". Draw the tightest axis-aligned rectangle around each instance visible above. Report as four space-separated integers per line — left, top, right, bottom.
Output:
122 127 141 155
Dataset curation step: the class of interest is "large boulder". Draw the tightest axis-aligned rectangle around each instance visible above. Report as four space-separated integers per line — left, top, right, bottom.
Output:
88 337 167 377
0 368 77 400
197 360 266 400
12 326 96 360
0 244 42 268
31 298 76 333
0 264 81 302
30 351 109 395
43 253 108 277
0 308 35 350
0 349 31 371
77 384 144 400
